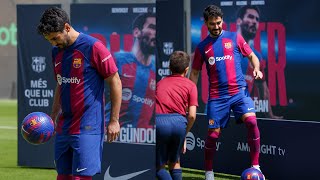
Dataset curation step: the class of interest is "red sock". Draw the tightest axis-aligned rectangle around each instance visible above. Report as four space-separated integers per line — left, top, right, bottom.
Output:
57 175 72 180
204 130 220 171
244 116 260 166
72 176 92 180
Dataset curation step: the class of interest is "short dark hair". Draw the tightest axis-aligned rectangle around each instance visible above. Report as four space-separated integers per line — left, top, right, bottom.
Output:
132 13 155 30
169 51 190 74
237 5 260 19
37 7 70 35
203 5 223 21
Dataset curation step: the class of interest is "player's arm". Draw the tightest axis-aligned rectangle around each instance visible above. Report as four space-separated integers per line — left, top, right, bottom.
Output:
50 83 61 127
105 72 122 142
247 52 263 79
186 105 196 134
189 47 203 84
189 69 200 85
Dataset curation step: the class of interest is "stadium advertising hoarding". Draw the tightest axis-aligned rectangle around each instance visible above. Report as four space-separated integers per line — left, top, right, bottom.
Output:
191 0 320 121
181 115 320 179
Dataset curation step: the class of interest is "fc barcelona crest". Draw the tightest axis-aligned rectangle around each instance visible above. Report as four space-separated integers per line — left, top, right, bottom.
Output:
224 42 232 49
209 119 215 125
31 56 46 73
163 42 174 55
73 58 82 68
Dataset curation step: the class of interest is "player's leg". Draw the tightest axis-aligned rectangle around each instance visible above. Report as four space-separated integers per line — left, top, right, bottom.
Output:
55 135 73 180
242 113 260 167
168 160 182 180
205 99 230 180
71 134 104 179
166 114 187 180
156 114 173 180
232 89 260 168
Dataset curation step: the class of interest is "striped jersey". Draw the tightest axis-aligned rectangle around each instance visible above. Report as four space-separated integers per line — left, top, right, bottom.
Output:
52 33 118 135
192 30 253 99
106 52 155 128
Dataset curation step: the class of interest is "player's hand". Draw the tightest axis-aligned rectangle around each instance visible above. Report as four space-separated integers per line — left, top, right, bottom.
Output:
182 138 187 154
50 114 58 136
253 69 263 79
106 120 120 143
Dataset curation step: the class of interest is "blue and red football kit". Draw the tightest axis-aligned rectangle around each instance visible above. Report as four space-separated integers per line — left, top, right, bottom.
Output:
52 33 118 176
105 52 156 129
192 30 255 128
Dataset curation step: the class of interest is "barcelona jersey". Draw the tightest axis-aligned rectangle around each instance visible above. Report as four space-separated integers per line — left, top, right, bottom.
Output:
105 52 155 128
192 30 253 99
52 33 118 135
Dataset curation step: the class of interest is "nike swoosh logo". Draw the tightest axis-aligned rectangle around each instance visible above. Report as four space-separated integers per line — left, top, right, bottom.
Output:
205 49 211 54
123 73 135 78
248 108 254 110
104 166 149 180
55 62 61 67
76 168 87 172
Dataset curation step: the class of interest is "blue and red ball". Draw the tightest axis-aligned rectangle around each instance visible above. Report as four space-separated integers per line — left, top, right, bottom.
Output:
21 112 54 145
241 167 265 180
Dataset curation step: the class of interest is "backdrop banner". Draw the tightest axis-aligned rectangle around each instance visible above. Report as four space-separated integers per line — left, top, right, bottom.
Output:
71 4 156 179
17 4 60 168
190 0 320 121
156 0 185 81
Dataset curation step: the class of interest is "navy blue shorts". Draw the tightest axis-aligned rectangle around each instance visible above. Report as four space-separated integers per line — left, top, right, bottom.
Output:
156 114 187 167
54 134 104 176
207 88 255 129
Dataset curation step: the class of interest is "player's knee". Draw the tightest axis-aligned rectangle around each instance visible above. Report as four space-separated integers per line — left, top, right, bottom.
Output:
205 131 220 148
244 116 258 129
244 116 260 139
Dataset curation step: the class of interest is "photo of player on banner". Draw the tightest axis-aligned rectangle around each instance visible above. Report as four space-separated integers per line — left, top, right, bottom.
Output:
236 5 282 119
71 4 156 144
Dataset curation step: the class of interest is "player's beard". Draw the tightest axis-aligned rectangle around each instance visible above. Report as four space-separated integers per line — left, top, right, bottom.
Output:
209 28 222 37
57 34 71 49
240 23 257 40
139 35 155 56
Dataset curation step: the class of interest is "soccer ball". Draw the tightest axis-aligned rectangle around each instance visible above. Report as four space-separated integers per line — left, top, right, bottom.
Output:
241 167 265 180
21 112 54 145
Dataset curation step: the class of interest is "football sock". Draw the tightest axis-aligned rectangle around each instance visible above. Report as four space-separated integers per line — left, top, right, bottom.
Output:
204 130 220 171
244 116 260 166
205 171 214 180
252 165 261 171
72 176 92 180
57 175 72 180
156 168 172 180
169 168 182 180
